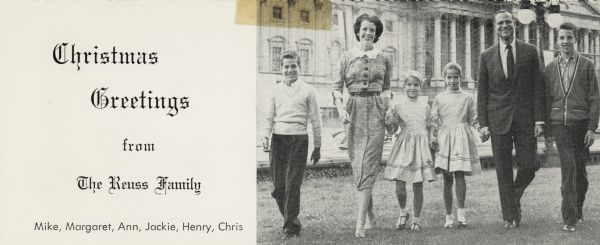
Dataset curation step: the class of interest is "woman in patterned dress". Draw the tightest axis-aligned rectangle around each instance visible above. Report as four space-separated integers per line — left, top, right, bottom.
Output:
331 13 391 238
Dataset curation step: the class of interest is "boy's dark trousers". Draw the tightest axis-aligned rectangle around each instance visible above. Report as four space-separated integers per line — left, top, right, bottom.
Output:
269 134 308 235
552 120 590 225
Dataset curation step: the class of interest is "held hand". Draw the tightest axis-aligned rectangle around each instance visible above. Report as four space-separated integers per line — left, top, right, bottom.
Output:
479 127 490 143
584 130 595 148
261 137 270 152
429 137 438 151
479 127 489 136
382 96 391 109
535 124 544 137
481 135 489 143
545 136 554 150
384 132 393 142
384 111 394 125
310 148 321 165
338 108 350 124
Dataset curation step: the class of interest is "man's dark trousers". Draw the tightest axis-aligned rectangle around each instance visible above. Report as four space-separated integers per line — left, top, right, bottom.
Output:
269 134 308 235
552 121 589 225
491 120 537 223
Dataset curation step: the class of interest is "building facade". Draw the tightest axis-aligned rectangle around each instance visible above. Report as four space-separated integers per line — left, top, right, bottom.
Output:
256 0 600 128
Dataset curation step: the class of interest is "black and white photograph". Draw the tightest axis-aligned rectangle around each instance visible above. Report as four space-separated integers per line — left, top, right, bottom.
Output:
3 0 600 244
256 0 600 243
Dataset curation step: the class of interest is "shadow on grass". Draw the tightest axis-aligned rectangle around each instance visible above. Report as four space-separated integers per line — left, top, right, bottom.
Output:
258 167 600 244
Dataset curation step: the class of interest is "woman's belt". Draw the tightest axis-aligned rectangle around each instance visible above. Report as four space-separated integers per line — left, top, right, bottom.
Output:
349 91 380 97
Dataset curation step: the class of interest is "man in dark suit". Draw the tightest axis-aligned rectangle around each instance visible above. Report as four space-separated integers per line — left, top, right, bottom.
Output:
477 10 545 228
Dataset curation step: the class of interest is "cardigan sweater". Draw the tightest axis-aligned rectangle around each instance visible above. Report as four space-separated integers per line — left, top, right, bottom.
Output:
544 54 600 133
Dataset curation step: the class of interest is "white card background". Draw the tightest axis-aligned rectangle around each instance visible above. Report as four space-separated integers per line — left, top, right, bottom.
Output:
0 1 257 244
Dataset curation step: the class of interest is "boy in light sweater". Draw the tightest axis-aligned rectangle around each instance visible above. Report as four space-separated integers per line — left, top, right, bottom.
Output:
261 50 322 239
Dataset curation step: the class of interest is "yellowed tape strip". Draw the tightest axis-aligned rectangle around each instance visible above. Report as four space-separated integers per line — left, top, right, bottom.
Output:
235 0 331 30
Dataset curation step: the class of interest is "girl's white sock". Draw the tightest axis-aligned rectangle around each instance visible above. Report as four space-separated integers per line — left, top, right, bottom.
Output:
412 216 420 224
457 208 466 222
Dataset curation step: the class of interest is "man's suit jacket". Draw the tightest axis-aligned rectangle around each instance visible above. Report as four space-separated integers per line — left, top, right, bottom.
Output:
477 40 545 135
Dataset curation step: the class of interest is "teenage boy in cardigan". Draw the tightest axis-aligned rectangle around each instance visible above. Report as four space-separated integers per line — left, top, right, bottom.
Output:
544 22 600 232
261 50 322 239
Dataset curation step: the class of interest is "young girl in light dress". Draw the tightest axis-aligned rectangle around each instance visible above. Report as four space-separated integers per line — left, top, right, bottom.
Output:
384 71 436 231
430 62 481 228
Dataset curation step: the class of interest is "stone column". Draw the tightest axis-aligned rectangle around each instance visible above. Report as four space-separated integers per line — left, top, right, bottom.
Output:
479 18 486 52
549 27 555 50
400 13 408 78
478 18 486 83
523 24 529 44
465 16 473 85
595 31 600 68
492 19 497 44
450 15 457 62
405 14 414 73
536 24 541 48
584 29 590 54
349 5 360 48
433 14 442 84
415 15 427 85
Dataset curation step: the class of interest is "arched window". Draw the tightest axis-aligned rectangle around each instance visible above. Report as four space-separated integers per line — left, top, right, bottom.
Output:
383 47 398 79
328 41 342 77
332 13 338 25
385 20 393 33
296 38 313 74
268 36 286 72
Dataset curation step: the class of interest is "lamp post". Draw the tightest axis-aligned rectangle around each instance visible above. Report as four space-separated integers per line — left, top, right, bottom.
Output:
518 0 565 154
517 0 563 68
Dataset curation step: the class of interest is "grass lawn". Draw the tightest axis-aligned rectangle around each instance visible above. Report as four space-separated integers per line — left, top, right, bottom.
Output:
257 165 600 244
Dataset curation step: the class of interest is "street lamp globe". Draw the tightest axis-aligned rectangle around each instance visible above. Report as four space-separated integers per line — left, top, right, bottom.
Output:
518 8 535 24
546 13 563 28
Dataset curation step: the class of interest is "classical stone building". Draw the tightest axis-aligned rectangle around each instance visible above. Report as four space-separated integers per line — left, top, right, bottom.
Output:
256 0 600 128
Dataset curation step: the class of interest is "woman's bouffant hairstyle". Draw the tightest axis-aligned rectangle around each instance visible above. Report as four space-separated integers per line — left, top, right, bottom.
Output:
403 71 424 86
353 14 384 43
443 62 463 77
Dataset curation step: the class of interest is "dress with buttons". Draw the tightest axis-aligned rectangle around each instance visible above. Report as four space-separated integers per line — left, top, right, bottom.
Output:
332 51 390 93
331 47 391 190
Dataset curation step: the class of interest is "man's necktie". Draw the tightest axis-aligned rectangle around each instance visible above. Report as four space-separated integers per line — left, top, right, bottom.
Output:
506 45 514 81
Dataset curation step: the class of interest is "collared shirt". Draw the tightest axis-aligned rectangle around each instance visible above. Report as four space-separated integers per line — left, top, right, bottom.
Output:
347 46 381 60
558 52 578 92
499 39 516 79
